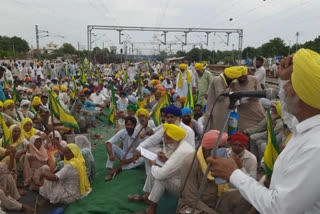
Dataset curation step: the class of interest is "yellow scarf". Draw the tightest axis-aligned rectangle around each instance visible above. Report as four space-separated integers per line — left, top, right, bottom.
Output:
21 118 36 140
197 146 215 180
197 146 229 196
9 124 25 148
64 144 90 195
178 70 192 88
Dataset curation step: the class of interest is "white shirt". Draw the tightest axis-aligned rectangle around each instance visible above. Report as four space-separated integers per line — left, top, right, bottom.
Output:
175 70 196 97
230 114 320 214
254 66 266 86
162 79 173 89
139 122 196 151
151 140 194 180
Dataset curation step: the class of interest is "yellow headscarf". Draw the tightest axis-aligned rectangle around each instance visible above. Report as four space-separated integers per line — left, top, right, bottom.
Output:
0 101 3 108
4 99 14 108
52 86 60 92
21 118 36 139
9 124 25 147
163 123 186 141
178 64 192 88
60 85 68 92
224 66 242 79
32 96 41 106
136 108 149 118
64 144 91 195
276 101 282 119
292 48 320 109
238 66 248 76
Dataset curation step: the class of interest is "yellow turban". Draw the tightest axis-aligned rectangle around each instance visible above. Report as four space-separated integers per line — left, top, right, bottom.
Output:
195 63 204 71
3 99 14 108
32 96 41 106
292 48 320 109
60 85 67 92
238 66 248 75
0 101 3 108
136 108 149 118
65 144 91 195
52 86 60 91
179 64 187 70
163 123 186 142
224 66 242 79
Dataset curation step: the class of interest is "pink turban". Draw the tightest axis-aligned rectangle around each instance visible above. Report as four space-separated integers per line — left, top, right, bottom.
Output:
201 130 228 149
230 132 249 147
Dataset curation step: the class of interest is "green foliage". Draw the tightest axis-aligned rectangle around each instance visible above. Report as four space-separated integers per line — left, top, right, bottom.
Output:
0 35 30 58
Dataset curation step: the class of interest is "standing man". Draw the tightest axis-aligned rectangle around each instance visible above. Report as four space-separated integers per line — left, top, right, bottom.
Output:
232 66 266 131
208 49 320 214
195 63 213 106
203 66 242 132
254 56 266 89
176 64 196 97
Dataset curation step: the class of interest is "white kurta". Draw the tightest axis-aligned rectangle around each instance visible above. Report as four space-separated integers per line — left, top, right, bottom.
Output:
175 71 196 97
254 66 266 86
230 115 320 214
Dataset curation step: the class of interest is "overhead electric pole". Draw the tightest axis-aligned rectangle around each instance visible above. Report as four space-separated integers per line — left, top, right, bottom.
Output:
35 25 39 49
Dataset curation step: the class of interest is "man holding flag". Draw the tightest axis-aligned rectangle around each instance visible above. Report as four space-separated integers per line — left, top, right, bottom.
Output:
207 49 320 214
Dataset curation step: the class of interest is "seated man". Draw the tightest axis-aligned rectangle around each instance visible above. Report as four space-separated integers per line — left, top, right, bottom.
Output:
181 107 203 148
17 99 35 120
193 104 203 121
135 108 155 141
104 116 144 181
132 124 194 214
226 132 257 179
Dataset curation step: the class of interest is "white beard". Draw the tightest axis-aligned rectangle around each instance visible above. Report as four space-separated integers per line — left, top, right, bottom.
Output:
163 142 179 158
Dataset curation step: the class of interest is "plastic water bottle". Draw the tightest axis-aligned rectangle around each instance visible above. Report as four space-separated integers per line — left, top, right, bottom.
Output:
228 111 239 136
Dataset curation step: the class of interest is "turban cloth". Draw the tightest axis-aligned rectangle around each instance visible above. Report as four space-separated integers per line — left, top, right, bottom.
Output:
292 48 320 109
143 88 150 95
165 105 182 117
52 86 60 91
181 108 192 117
201 130 228 149
127 104 138 112
0 101 3 108
173 93 180 102
32 96 41 106
238 66 248 75
224 66 242 79
230 132 249 147
51 78 58 83
180 96 186 105
195 63 204 71
4 99 14 108
60 85 67 92
128 95 137 104
179 64 187 70
20 99 31 107
163 123 186 142
136 108 149 117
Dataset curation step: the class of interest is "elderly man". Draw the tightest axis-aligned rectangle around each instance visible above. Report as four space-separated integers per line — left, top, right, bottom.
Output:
203 66 242 132
208 49 320 214
232 66 266 131
135 108 155 140
104 116 144 181
3 99 19 123
17 100 35 120
133 124 194 214
195 63 213 106
176 64 196 97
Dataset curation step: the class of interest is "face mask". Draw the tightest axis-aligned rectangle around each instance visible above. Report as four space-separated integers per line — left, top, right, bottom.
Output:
182 118 191 125
126 128 135 136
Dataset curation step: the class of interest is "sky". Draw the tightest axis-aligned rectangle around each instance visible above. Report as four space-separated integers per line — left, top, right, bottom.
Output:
2 0 320 54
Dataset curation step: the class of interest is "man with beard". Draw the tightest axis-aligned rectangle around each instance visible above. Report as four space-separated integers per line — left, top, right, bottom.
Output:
104 116 144 181
195 63 213 106
176 64 196 97
254 56 266 89
90 86 107 110
208 49 320 214
232 66 266 131
203 66 242 133
3 99 19 123
181 108 202 148
17 100 35 120
135 108 155 141
193 104 203 121
132 124 194 214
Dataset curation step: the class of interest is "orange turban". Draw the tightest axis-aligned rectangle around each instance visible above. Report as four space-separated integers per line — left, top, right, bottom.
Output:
201 130 228 149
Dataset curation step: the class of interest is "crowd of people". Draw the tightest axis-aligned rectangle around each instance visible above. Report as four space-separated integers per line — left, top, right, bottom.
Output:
0 47 319 214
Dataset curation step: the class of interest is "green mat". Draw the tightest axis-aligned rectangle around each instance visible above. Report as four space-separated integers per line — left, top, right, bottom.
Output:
65 121 177 214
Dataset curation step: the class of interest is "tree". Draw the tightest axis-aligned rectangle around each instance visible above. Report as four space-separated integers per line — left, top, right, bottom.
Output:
258 38 288 57
59 43 77 55
176 50 186 57
242 46 260 59
186 48 201 62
